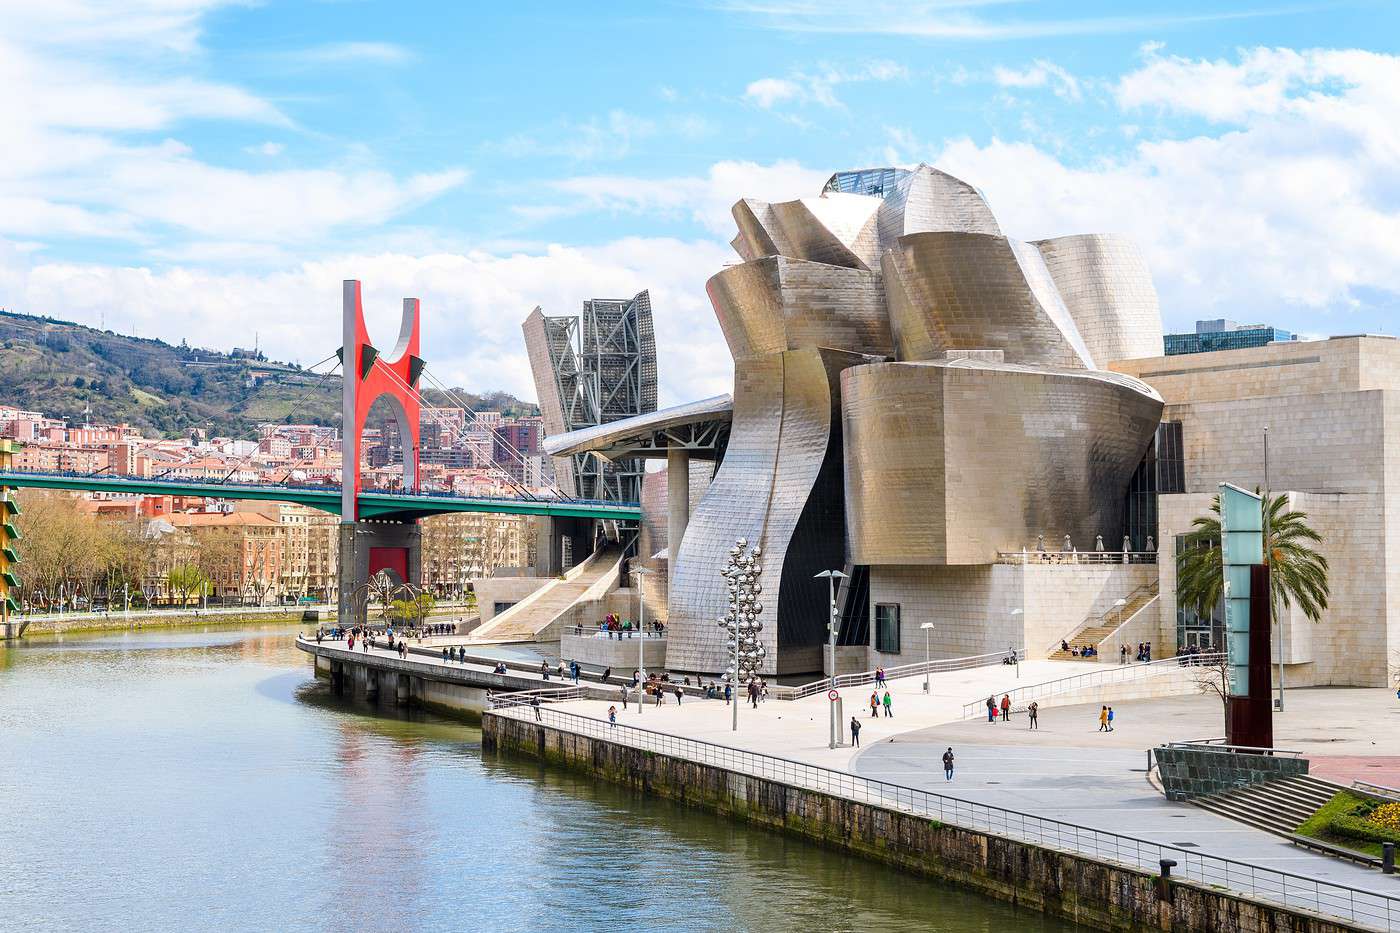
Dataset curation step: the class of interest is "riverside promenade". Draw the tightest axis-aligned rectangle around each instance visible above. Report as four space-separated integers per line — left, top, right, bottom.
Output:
484 661 1400 932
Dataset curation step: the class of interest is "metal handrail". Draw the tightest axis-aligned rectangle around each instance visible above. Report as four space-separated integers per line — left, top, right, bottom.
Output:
489 686 583 708
960 651 1226 719
490 704 1400 931
781 649 1023 700
996 550 1158 565
1162 740 1305 758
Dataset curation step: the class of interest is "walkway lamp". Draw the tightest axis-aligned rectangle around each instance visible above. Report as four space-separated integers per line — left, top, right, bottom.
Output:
719 538 765 732
814 569 848 684
920 622 934 693
633 565 655 717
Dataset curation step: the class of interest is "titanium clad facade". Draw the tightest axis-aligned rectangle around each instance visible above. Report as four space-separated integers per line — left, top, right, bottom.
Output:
875 166 1002 244
667 348 863 675
883 232 1095 368
842 359 1164 565
707 257 890 360
1034 234 1164 364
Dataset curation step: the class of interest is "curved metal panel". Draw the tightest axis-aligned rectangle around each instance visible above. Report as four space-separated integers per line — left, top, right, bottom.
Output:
666 348 863 675
1033 234 1164 364
876 165 1002 245
707 257 890 361
730 195 881 270
842 359 1163 565
882 232 1093 368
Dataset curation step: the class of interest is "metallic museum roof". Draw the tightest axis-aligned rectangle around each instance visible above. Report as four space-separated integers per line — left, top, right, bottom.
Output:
542 393 733 460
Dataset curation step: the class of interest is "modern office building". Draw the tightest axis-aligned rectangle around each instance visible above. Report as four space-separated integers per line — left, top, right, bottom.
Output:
522 292 657 502
1164 319 1297 355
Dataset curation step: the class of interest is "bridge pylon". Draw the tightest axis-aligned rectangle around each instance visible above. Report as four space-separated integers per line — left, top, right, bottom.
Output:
337 280 426 629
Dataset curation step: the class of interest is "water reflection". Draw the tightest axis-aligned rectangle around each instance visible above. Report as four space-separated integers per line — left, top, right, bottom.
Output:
0 624 1076 932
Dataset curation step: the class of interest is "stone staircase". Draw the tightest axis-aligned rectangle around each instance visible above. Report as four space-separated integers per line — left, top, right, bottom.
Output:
468 545 624 644
1190 775 1339 837
1050 583 1158 660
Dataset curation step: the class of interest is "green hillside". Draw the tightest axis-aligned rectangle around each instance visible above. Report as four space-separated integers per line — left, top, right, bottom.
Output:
0 310 537 439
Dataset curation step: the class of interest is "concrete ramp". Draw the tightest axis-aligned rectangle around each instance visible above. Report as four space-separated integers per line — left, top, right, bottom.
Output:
469 545 624 644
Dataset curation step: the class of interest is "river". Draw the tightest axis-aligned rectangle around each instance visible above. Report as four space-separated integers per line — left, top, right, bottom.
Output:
0 623 1077 932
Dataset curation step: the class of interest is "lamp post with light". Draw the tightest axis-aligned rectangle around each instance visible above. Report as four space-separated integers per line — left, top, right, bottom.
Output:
814 569 848 685
920 622 934 693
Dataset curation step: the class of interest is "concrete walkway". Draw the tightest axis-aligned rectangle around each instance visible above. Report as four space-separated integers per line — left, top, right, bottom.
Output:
529 663 1400 905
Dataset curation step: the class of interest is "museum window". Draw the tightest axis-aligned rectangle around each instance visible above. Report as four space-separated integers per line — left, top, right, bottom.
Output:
875 603 901 654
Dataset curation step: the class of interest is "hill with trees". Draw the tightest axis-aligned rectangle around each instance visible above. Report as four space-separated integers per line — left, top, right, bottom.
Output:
0 309 537 439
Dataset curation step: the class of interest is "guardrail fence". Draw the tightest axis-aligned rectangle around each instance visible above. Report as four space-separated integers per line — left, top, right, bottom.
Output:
491 703 1400 931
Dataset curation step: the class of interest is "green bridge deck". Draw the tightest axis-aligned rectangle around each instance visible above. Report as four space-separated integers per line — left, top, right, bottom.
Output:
0 471 640 522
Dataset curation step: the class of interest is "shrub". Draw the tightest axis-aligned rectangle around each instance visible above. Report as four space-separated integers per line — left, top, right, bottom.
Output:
1368 802 1400 834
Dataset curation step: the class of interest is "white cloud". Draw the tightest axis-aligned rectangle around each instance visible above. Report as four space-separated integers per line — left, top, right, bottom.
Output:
993 60 1083 101
744 60 908 110
245 142 285 157
487 110 711 161
909 50 1400 329
282 41 414 66
0 237 737 406
0 5 464 256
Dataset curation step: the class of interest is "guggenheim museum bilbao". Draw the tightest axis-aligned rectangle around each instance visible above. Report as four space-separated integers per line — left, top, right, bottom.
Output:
541 164 1398 689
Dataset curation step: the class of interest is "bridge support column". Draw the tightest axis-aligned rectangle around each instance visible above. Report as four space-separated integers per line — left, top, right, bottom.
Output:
337 520 422 630
396 673 411 706
533 516 595 577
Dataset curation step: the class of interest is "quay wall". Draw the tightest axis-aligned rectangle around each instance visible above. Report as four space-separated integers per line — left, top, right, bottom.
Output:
481 713 1363 933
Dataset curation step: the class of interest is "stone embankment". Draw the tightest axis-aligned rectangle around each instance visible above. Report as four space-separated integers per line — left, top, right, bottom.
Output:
483 713 1369 933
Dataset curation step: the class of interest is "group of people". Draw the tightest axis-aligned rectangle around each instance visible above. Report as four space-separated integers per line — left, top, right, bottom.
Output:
868 689 894 717
984 694 1040 729
1061 639 1099 658
588 614 666 639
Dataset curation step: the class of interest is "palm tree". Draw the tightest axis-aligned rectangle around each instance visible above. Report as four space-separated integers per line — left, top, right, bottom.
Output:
1176 492 1330 624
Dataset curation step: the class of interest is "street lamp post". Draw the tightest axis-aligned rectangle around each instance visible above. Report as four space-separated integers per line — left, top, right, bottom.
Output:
633 565 655 717
814 569 848 685
920 622 934 693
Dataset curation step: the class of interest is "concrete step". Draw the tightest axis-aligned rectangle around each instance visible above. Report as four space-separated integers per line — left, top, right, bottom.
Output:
1194 795 1307 834
1213 787 1315 824
1192 776 1334 838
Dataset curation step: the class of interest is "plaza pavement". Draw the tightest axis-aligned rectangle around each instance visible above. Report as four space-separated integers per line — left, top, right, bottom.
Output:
539 664 1400 895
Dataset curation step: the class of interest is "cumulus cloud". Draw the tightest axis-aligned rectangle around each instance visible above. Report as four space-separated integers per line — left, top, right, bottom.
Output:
0 238 737 406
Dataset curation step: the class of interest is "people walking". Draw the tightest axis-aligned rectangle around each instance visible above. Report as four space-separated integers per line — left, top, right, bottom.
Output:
724 682 732 705
1120 644 1128 665
942 747 955 781
870 692 880 718
875 666 886 688
1098 705 1109 732
986 696 996 723
531 695 542 722
673 685 683 705
620 684 629 710
1028 700 1039 730
882 690 893 717
1107 706 1115 731
1000 694 1011 722
850 716 861 747
541 660 550 681
608 705 617 727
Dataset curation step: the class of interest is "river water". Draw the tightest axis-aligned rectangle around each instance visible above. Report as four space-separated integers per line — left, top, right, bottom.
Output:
0 624 1076 932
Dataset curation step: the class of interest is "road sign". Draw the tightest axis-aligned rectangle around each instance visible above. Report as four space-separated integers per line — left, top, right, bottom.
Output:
828 689 840 701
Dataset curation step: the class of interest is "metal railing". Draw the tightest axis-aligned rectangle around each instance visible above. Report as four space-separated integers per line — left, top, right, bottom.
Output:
1162 740 1305 758
780 649 1023 700
488 686 583 709
490 704 1400 931
959 651 1226 719
996 549 1157 565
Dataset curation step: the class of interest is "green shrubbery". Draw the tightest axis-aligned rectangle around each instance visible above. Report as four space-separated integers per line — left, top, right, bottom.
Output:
1296 791 1400 856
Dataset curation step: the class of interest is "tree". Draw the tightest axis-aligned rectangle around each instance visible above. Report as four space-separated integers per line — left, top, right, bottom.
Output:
390 592 435 628
1176 491 1330 624
167 563 208 607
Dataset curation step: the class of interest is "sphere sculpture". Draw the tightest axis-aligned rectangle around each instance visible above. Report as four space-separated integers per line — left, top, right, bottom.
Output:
717 538 766 690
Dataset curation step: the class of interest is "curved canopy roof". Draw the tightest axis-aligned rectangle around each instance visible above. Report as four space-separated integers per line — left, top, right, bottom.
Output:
542 394 733 461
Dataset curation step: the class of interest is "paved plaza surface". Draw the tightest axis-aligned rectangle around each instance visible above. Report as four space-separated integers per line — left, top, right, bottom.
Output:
534 664 1400 895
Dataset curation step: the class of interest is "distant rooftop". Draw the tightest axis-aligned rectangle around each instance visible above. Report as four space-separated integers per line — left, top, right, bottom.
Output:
1164 319 1297 356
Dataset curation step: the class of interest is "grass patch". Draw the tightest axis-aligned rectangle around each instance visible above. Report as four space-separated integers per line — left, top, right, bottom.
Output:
1295 791 1400 858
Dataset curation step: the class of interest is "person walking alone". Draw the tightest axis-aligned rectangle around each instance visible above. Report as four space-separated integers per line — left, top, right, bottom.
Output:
620 684 629 711
1027 700 1039 730
531 695 542 722
850 716 861 747
1098 705 1109 732
607 705 617 727
882 690 893 717
942 747 955 781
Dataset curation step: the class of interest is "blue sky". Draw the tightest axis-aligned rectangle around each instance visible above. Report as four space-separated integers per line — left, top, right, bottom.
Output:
1 0 1398 404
